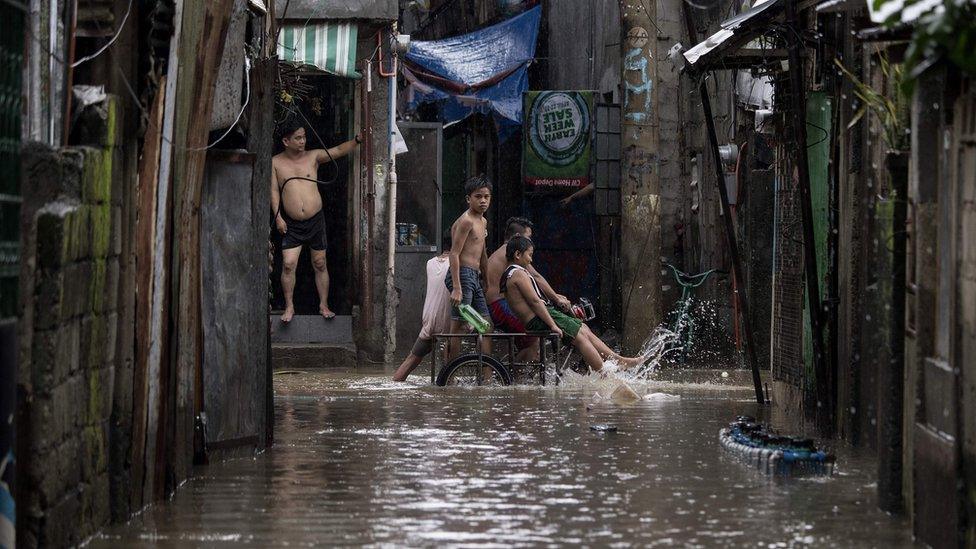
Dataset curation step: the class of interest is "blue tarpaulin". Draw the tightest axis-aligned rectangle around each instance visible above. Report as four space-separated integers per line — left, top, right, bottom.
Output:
403 6 541 137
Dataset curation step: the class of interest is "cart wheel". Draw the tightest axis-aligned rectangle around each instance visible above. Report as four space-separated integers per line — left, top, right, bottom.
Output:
435 354 513 387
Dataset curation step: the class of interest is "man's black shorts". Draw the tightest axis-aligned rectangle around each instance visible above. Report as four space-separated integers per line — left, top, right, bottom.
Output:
281 211 327 251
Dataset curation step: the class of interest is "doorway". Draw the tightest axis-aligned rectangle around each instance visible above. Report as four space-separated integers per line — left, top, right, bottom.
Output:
270 75 356 316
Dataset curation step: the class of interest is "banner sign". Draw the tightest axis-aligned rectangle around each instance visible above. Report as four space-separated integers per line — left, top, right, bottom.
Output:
523 91 593 191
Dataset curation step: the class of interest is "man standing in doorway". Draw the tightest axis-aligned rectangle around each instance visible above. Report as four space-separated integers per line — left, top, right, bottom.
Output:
271 119 360 322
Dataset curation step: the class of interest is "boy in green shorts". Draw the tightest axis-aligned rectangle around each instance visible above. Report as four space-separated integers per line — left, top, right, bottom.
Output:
499 236 645 372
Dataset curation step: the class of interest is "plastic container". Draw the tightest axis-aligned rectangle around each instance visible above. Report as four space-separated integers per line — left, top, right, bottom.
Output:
458 303 491 334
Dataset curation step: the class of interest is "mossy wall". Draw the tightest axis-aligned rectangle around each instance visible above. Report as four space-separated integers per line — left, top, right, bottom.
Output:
17 98 124 547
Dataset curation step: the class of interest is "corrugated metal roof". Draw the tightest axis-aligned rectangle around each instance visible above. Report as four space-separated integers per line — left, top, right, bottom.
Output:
277 0 397 21
682 0 784 69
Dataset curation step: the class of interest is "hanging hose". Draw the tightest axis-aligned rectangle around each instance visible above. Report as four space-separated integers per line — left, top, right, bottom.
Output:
273 175 336 227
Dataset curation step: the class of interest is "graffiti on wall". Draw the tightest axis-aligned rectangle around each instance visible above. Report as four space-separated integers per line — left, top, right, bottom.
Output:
624 144 656 189
623 26 652 123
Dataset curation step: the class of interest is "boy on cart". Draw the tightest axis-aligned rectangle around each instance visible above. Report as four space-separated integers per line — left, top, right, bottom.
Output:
501 236 645 372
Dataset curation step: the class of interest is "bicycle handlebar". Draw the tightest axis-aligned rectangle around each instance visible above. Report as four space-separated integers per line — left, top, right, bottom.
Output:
664 263 724 288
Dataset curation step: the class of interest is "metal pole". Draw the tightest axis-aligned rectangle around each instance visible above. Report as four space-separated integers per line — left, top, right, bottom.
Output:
681 3 764 404
784 0 830 426
699 81 765 405
386 26 399 329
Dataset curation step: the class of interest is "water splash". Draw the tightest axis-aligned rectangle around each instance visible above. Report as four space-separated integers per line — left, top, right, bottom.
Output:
630 325 681 378
547 297 736 397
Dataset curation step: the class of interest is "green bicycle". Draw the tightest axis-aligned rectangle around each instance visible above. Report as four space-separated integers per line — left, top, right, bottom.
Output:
664 263 723 365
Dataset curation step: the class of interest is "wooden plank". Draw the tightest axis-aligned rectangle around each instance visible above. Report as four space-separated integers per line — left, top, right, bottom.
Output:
129 74 165 512
170 0 237 484
146 0 185 503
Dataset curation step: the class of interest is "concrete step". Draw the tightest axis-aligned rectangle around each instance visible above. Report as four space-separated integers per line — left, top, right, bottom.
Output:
272 343 359 369
270 314 353 345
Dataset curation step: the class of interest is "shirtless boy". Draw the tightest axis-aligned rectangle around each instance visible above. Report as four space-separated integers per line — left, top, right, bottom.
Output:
485 217 570 361
445 175 494 354
271 120 360 322
501 236 645 372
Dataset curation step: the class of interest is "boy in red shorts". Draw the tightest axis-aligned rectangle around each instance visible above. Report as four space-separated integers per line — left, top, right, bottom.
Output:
484 217 571 361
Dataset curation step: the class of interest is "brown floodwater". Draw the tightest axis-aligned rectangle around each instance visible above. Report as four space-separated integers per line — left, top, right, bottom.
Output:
93 368 914 547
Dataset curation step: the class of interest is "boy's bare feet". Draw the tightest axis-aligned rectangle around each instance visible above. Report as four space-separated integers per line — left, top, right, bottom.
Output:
618 355 646 370
320 305 336 320
281 307 295 323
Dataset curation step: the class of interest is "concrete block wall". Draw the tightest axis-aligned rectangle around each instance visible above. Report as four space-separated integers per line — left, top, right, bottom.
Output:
17 100 124 547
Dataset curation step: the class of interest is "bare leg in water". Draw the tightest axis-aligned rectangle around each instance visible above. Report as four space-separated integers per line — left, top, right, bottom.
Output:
572 324 645 371
393 353 423 381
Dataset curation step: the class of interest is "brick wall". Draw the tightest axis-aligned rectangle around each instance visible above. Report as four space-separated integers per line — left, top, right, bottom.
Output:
17 100 125 547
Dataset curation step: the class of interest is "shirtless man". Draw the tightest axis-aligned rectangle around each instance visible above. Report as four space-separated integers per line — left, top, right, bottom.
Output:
445 175 493 355
502 236 645 372
485 217 571 361
271 119 360 322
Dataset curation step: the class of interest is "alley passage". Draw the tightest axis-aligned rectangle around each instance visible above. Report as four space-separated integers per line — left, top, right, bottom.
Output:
94 371 913 547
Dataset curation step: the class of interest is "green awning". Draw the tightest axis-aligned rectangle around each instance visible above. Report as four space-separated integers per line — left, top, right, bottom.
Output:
277 22 361 78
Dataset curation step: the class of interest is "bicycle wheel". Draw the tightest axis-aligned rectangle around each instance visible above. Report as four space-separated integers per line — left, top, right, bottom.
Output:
435 354 513 387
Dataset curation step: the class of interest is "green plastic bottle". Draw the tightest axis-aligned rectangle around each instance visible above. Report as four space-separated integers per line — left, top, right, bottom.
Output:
458 303 491 334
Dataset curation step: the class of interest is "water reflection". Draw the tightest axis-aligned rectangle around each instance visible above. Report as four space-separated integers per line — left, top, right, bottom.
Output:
94 370 913 547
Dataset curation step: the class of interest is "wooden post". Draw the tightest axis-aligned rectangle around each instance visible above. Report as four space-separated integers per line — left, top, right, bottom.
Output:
169 0 237 487
246 58 275 448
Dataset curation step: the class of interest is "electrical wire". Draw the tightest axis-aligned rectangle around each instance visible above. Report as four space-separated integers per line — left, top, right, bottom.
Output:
190 56 252 151
273 0 293 47
71 0 133 68
115 56 258 151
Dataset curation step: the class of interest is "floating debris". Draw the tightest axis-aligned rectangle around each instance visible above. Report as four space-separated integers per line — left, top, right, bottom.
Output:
719 416 835 475
590 424 618 432
610 382 641 401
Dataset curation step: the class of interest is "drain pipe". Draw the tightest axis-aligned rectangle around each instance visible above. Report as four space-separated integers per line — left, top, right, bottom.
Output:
385 27 398 295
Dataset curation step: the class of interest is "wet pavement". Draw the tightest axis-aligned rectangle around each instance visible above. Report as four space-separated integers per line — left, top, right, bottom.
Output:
94 368 914 547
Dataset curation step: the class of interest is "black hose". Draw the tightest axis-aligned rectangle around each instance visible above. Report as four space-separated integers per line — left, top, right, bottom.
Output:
273 175 336 229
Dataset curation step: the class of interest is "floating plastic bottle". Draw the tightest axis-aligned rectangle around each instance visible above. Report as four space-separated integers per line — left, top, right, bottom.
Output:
458 303 491 334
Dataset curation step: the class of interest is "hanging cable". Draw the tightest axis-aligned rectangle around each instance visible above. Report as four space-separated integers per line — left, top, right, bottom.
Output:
71 0 133 68
191 56 253 151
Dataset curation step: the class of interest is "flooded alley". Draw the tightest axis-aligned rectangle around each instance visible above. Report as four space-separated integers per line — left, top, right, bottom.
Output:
94 370 913 547
7 0 976 545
